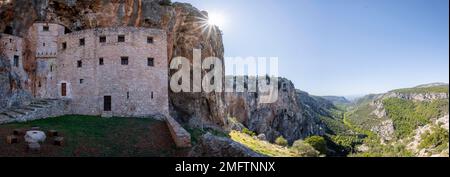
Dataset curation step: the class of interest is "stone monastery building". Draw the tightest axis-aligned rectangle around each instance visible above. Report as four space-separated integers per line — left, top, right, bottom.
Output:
1 23 169 118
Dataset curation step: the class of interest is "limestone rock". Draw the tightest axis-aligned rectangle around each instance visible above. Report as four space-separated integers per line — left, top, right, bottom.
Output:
24 130 46 143
189 133 264 157
27 142 41 153
225 77 326 144
256 134 266 141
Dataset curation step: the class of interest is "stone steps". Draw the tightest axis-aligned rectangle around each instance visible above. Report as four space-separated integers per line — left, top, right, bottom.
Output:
0 114 14 123
9 109 27 115
29 104 47 108
18 107 35 112
3 111 22 118
0 99 64 125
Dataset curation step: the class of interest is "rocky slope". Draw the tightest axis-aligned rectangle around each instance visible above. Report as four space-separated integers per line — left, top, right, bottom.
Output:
224 77 341 144
0 51 32 111
347 84 449 157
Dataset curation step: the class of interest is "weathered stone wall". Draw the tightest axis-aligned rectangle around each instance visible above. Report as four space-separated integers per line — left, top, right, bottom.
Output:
56 27 169 118
165 115 191 148
31 23 65 98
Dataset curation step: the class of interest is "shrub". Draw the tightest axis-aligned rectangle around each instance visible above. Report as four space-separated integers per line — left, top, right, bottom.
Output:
304 136 327 154
419 126 449 150
242 128 256 137
291 140 320 157
275 136 288 147
330 135 363 152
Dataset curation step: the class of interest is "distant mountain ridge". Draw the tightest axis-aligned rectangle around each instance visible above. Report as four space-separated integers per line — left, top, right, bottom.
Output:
321 96 352 106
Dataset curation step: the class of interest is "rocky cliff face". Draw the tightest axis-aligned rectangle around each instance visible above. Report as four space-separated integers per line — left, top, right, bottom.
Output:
225 77 326 144
1 0 326 144
0 45 32 111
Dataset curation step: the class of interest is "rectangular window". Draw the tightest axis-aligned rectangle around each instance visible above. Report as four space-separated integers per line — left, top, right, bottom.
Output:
118 35 125 42
151 92 154 99
147 58 154 67
61 83 67 97
13 55 19 67
99 36 106 43
121 57 128 65
127 92 130 99
99 58 104 65
77 60 82 68
147 37 154 44
62 42 67 50
79 38 85 46
43 26 49 31
79 79 84 84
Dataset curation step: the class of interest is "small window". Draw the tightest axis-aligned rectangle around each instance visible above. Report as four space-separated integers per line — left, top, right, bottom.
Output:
61 83 67 96
80 79 84 84
38 81 41 87
99 36 106 43
151 92 154 99
50 65 53 72
147 58 154 67
118 35 125 42
13 55 19 67
62 42 67 49
77 60 82 68
127 92 130 99
121 57 128 65
147 37 154 44
99 58 104 65
43 43 45 47
79 38 85 46
43 26 49 31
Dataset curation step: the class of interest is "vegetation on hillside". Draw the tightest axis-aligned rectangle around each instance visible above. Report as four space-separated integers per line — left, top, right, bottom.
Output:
391 85 449 94
383 98 448 139
350 135 414 157
229 131 299 157
418 125 449 152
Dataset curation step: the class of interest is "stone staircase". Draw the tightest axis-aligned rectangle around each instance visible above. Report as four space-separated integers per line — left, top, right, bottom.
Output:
0 99 67 125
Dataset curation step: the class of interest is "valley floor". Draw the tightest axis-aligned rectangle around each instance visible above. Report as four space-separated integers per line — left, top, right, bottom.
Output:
0 115 189 157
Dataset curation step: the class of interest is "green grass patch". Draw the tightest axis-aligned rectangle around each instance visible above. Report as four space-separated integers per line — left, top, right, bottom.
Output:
0 115 184 157
229 131 299 157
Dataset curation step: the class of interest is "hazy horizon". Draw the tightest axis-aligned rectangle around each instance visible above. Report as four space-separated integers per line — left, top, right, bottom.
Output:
176 0 449 96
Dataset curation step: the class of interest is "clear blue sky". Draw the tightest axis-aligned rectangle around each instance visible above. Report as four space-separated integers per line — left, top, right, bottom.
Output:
175 0 449 96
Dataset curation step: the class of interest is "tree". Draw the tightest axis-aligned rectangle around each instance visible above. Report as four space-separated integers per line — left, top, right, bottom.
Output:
291 140 320 157
304 136 327 154
275 136 288 147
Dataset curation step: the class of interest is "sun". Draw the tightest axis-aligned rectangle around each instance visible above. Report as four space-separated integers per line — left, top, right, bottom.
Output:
207 12 226 28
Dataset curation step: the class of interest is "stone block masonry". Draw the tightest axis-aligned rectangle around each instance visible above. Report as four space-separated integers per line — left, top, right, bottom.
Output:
56 27 169 118
166 115 192 148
